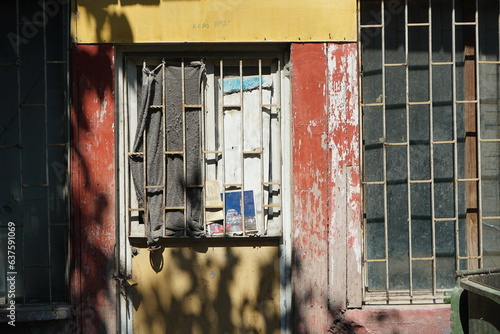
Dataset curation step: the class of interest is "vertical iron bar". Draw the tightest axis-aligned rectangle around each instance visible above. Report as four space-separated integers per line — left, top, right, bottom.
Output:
428 0 438 299
63 1 70 294
220 60 226 234
200 60 206 235
124 61 131 237
259 59 264 234
452 0 461 272
62 0 73 287
142 62 148 240
276 58 282 235
358 0 366 302
381 0 390 301
475 0 483 268
16 0 26 305
162 62 166 238
42 0 53 303
240 60 245 236
404 0 414 299
181 60 187 236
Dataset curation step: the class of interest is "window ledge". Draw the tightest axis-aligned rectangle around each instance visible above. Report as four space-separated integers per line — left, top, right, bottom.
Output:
358 304 451 311
0 304 73 323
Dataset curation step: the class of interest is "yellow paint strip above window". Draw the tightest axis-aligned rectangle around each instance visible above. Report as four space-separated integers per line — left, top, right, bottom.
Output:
74 0 356 43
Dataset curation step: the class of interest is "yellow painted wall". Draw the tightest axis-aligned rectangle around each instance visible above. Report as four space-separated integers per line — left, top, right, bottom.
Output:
74 0 356 43
130 241 280 333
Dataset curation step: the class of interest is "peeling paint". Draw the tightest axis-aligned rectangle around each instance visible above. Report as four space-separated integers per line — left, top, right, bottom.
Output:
326 43 361 308
291 43 330 333
98 98 108 123
321 132 328 150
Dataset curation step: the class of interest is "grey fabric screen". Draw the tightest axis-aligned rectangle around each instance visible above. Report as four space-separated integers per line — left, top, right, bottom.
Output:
130 62 205 245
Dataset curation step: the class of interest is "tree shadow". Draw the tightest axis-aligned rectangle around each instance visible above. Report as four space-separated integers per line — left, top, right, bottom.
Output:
69 43 118 333
129 239 281 333
0 2 122 334
70 7 321 334
75 0 133 43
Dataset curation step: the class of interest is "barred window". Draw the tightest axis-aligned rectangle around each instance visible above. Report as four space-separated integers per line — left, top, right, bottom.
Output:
360 0 500 304
120 54 286 246
0 0 69 307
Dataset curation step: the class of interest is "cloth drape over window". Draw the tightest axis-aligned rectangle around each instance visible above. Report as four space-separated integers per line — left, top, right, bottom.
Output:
130 62 205 245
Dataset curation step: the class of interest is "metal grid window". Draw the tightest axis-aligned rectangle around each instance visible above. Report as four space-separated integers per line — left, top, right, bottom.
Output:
360 0 500 304
120 54 285 245
0 0 69 305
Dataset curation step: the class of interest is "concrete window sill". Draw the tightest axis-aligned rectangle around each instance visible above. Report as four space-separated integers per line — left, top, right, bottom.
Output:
0 304 73 323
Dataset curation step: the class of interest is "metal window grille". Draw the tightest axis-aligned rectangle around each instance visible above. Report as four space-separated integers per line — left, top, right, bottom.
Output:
360 0 500 304
122 55 284 243
0 0 69 305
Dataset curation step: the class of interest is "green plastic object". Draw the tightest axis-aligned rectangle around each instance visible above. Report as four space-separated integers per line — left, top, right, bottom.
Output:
451 268 500 334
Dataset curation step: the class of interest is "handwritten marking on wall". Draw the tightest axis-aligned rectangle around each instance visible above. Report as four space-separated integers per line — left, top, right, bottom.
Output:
192 20 231 29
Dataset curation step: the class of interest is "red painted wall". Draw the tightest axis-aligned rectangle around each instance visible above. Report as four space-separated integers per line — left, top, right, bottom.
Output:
291 42 361 332
326 43 362 309
71 44 117 333
291 42 331 333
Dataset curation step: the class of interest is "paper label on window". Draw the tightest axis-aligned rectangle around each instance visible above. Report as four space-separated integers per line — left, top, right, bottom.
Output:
205 180 224 223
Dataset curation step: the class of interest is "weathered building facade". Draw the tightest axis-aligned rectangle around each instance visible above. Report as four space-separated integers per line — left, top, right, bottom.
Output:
1 0 499 333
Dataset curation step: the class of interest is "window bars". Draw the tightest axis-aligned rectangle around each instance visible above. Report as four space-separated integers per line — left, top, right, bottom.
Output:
0 0 69 304
360 0 500 304
123 56 283 243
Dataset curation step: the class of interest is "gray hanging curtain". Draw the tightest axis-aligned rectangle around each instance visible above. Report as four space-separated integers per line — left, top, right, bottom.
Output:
130 61 205 246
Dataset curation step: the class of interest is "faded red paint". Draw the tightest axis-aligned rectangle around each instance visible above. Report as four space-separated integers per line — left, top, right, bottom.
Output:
344 307 451 334
291 43 330 333
327 43 359 168
326 43 362 309
291 42 361 331
71 44 116 333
